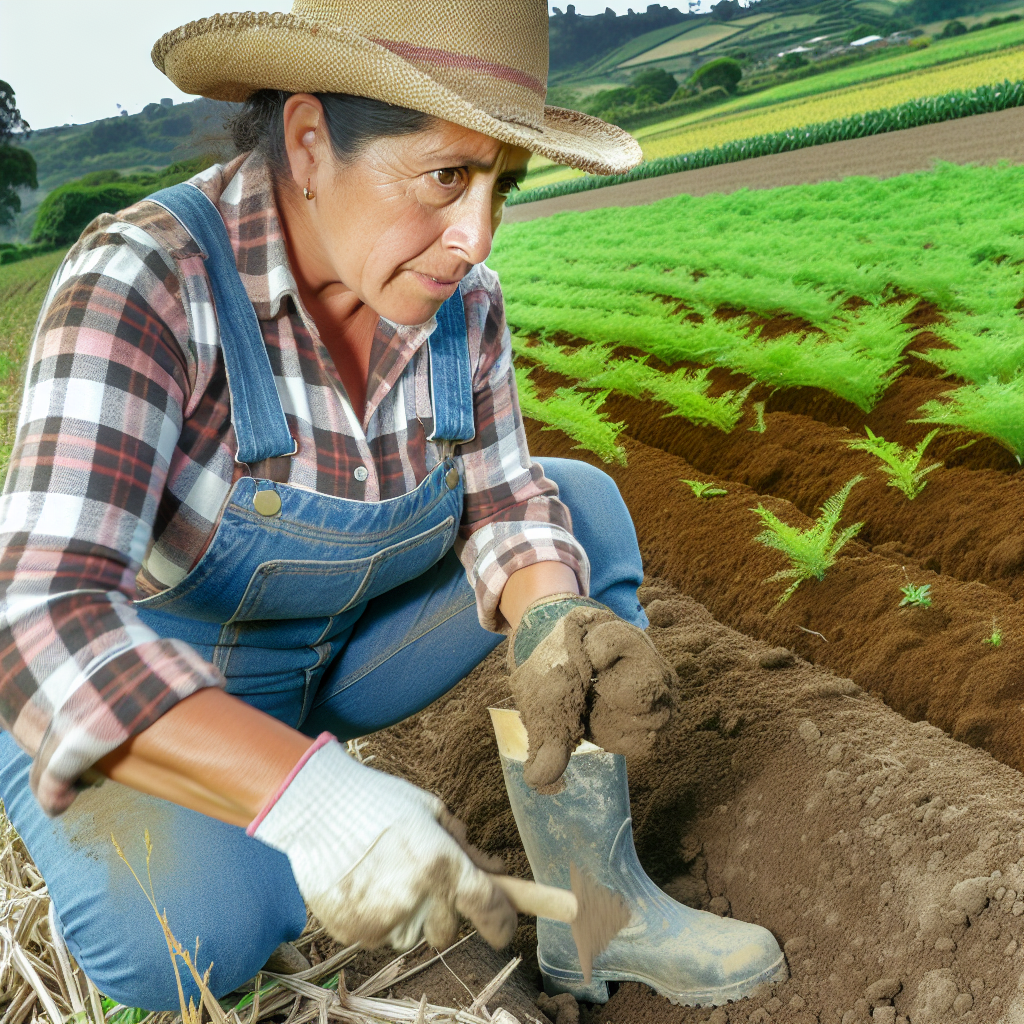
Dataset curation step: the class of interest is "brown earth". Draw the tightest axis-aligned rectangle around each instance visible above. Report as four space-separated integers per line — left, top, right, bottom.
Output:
504 107 1024 224
592 397 1024 599
359 585 1024 1024
524 422 1022 774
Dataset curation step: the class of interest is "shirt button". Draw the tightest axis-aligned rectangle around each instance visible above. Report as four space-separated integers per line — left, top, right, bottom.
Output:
354 465 368 482
445 466 460 489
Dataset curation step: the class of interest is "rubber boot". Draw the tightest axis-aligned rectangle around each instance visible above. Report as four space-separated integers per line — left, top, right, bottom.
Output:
490 709 787 1007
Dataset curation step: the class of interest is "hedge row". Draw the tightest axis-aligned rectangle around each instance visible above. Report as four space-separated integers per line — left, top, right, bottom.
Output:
508 79 1024 206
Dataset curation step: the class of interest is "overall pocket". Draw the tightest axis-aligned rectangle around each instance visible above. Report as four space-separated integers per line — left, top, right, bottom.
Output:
228 514 457 623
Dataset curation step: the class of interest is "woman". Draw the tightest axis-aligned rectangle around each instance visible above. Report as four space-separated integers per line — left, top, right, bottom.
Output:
0 1 784 1010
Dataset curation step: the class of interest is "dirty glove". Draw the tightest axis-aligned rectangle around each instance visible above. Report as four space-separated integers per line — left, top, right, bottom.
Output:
507 594 674 789
248 733 516 951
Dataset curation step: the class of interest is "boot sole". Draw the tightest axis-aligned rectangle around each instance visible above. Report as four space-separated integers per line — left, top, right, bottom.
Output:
540 950 788 1007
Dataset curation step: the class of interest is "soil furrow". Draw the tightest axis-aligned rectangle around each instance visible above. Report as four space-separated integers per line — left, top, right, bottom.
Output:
523 359 1023 595
524 420 1023 773
594 394 1024 600
366 588 1024 1024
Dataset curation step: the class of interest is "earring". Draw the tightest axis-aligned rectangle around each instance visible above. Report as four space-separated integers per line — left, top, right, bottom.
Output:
303 178 316 201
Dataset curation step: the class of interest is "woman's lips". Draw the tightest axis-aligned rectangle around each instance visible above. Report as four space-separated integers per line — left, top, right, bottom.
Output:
411 270 461 298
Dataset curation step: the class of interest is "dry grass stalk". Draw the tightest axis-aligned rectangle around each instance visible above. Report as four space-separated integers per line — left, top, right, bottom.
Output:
1 806 525 1024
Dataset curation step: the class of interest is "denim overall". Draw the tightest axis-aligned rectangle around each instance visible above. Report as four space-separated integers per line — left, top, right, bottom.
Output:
0 183 649 1009
133 183 476 729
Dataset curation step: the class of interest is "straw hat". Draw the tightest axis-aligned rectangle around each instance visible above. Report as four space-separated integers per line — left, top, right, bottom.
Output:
152 0 643 176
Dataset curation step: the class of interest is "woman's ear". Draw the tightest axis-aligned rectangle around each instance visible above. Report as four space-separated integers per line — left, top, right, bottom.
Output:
282 94 326 196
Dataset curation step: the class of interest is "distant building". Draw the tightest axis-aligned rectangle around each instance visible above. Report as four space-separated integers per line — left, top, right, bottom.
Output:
160 97 174 107
849 35 883 46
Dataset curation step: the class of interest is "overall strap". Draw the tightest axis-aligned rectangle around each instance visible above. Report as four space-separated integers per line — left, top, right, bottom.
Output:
428 289 476 446
146 183 297 465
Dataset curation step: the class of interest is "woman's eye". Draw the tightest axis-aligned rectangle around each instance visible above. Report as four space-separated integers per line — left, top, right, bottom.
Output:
497 178 521 196
432 168 459 186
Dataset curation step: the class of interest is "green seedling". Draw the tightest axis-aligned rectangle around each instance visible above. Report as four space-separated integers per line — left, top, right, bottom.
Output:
983 620 1003 647
843 427 942 499
683 479 728 498
899 582 932 608
751 476 865 604
748 401 767 433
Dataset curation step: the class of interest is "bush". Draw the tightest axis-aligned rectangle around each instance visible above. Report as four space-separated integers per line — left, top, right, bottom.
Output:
690 57 743 94
778 52 809 70
31 156 210 246
630 68 678 106
940 19 968 38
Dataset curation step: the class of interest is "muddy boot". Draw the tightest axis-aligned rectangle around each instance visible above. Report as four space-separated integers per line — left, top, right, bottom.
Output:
491 709 787 1007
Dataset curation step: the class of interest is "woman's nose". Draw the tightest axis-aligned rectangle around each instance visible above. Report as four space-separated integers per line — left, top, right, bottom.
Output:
442 190 494 266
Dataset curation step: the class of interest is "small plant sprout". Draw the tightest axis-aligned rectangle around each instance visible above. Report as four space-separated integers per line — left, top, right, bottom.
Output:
898 566 932 608
751 476 865 604
983 619 1003 647
899 582 932 608
683 478 729 498
748 401 767 433
843 426 943 499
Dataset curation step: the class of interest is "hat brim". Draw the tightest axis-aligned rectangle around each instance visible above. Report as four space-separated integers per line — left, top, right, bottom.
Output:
153 12 642 176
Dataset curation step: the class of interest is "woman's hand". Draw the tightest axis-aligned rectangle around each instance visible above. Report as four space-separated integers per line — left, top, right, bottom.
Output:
249 735 517 951
507 595 674 789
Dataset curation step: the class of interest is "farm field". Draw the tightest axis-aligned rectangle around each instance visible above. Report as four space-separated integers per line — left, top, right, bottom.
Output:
639 50 1023 159
490 162 1023 775
525 20 1024 191
618 22 749 67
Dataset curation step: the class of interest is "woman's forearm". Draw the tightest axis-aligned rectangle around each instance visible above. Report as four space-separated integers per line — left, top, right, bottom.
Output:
499 560 580 633
94 688 314 827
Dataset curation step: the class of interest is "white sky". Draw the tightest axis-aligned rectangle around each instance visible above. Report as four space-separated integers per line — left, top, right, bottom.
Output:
0 1 717 129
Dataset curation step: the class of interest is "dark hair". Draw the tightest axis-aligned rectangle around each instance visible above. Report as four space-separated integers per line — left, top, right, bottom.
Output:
225 90 435 171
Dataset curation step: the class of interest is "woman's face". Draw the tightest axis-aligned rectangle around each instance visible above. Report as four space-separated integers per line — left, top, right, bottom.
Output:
281 95 532 326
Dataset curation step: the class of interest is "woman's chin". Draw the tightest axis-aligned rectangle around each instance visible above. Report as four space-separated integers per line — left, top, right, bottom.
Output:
380 290 459 328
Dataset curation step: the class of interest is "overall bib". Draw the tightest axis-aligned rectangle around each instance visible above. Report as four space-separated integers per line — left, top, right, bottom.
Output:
0 183 649 1008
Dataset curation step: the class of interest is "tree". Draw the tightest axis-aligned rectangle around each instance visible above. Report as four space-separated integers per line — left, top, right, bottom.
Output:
710 0 741 22
939 19 969 37
630 68 678 106
690 57 743 94
778 52 809 70
0 81 38 227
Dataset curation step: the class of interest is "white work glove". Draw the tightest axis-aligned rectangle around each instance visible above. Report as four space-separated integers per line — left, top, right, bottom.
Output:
247 733 516 951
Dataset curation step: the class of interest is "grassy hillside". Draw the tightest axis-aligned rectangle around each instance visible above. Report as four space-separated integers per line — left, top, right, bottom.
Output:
2 97 235 244
0 247 68 479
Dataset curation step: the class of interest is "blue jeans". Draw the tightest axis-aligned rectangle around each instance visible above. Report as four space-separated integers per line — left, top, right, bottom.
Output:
0 459 646 1009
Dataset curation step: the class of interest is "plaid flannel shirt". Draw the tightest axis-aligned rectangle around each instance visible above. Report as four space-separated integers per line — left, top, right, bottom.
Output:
0 153 588 816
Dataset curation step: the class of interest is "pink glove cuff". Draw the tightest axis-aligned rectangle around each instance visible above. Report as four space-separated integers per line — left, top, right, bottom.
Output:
246 731 335 837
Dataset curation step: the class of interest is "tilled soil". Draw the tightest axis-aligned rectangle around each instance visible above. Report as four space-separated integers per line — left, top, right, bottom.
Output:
524 422 1022 774
361 584 1024 1024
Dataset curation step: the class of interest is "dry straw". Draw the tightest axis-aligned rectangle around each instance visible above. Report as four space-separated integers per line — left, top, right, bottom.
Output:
0 799 529 1024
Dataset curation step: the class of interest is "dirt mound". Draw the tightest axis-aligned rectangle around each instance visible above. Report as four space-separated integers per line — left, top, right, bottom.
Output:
364 584 1024 1024
523 422 1022 774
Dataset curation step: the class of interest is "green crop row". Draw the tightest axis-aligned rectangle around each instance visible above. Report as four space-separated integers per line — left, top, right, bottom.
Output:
507 80 1024 206
494 164 1023 460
